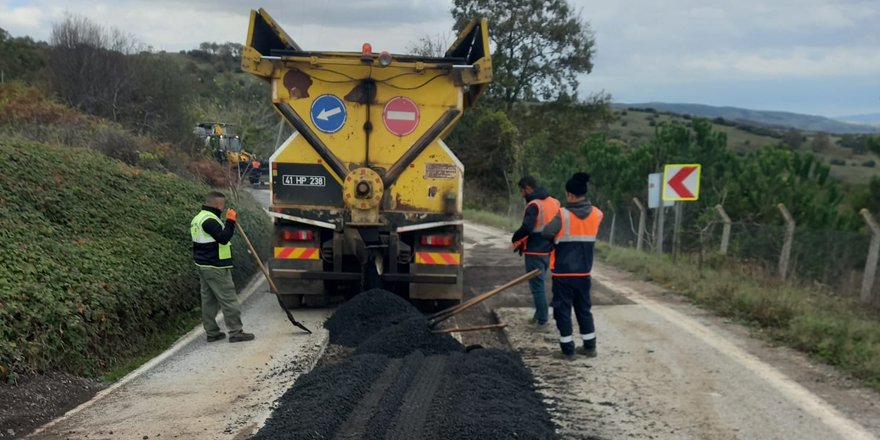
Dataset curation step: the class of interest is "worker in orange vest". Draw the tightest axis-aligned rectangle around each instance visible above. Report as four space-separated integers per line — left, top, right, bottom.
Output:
542 172 603 358
511 176 561 327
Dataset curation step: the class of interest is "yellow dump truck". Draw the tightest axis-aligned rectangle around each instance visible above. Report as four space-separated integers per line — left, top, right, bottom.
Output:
242 9 491 309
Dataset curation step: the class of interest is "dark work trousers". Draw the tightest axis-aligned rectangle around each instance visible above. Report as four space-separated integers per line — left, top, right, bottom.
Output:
551 276 596 354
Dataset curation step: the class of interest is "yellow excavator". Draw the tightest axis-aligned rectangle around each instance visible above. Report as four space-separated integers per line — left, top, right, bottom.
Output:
194 122 267 184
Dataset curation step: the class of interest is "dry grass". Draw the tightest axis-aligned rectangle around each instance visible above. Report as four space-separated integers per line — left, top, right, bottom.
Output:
596 243 880 389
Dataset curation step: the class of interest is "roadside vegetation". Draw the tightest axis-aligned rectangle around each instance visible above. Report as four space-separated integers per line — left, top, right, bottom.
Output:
0 140 270 382
0 19 275 383
597 244 880 390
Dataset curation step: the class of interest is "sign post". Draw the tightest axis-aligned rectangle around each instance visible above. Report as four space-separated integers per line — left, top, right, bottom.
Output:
649 173 673 254
662 164 701 262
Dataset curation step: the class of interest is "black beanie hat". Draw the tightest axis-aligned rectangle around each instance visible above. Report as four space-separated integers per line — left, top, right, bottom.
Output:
565 172 590 196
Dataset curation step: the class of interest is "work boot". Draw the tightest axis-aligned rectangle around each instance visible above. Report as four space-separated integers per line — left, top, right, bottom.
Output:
558 341 576 357
229 332 255 343
206 332 226 343
578 346 597 358
552 351 576 361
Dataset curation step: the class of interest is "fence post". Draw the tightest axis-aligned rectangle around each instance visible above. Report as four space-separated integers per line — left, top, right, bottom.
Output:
777 203 795 281
714 204 732 255
633 198 646 251
860 209 880 304
609 208 617 247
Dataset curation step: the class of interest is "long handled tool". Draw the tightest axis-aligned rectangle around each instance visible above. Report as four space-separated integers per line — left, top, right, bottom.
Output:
428 269 541 326
235 222 313 334
432 323 508 334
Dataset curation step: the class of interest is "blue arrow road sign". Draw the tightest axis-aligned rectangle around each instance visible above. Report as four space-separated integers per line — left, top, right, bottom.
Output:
310 94 346 133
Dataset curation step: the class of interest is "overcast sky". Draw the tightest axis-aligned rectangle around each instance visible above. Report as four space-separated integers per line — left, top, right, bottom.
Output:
1 0 878 117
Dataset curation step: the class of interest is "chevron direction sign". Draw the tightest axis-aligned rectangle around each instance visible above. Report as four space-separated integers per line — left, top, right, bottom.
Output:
662 164 701 201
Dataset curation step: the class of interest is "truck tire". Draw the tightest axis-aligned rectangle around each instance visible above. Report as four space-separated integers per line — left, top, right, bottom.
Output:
303 294 329 308
279 294 303 309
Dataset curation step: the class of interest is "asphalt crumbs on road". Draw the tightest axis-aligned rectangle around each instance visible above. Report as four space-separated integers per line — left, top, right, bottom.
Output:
252 289 561 440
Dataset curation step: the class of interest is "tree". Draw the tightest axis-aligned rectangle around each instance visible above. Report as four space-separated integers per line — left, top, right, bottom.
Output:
781 129 804 150
451 0 595 104
0 27 50 84
445 107 520 212
809 132 832 153
405 33 452 57
48 15 194 143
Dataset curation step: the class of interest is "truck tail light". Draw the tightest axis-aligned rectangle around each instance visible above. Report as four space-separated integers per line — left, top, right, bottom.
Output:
421 234 454 247
282 229 313 241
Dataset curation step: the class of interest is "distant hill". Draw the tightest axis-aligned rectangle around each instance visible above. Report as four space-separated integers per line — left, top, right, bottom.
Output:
614 102 880 135
835 113 880 126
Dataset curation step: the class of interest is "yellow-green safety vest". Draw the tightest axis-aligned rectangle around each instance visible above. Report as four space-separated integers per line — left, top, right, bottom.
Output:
191 210 232 268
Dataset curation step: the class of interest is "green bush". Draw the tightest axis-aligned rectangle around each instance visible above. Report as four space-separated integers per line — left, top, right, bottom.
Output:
0 140 270 381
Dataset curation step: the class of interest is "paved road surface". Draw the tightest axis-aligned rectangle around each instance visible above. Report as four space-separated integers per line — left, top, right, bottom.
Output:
31 191 880 439
466 220 880 440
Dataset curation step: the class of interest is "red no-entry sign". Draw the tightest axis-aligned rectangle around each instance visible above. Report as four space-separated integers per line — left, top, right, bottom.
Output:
662 164 701 201
383 96 420 136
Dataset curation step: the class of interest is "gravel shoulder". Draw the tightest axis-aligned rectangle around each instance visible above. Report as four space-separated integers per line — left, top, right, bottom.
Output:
27 277 329 440
467 221 880 440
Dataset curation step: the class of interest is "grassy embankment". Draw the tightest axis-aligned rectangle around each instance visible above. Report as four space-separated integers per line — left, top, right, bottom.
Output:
0 140 271 383
464 209 880 389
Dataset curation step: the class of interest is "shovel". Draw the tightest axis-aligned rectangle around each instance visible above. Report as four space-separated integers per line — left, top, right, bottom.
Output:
428 269 540 327
235 222 313 334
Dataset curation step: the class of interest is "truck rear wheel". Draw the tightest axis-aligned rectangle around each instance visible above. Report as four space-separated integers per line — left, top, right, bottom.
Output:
279 294 303 309
303 294 329 308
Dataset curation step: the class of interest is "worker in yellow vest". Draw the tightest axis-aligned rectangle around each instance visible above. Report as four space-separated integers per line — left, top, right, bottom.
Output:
511 176 561 327
542 173 603 358
191 191 255 343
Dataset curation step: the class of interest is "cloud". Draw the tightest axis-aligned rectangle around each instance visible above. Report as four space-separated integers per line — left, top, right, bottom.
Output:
0 4 44 31
571 0 880 114
0 0 455 51
1 0 878 115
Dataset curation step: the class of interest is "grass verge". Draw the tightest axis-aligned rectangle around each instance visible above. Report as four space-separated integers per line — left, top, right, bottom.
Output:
596 243 880 390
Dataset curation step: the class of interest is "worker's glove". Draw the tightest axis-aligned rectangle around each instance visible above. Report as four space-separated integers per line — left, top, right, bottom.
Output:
512 238 526 256
226 208 238 223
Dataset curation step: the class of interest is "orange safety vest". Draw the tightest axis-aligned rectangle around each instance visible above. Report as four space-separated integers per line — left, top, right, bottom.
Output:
550 206 604 277
523 197 561 256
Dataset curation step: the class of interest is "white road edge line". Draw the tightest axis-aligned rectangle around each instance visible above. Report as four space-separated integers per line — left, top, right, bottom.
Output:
30 273 267 436
594 273 877 440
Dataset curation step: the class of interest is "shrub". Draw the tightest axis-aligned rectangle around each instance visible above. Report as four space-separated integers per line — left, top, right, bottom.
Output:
0 140 270 380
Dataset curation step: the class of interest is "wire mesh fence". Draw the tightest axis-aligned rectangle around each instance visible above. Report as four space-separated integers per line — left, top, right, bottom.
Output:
599 203 880 303
479 199 879 303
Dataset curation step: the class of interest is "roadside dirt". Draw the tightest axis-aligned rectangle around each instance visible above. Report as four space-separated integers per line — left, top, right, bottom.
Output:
0 373 104 439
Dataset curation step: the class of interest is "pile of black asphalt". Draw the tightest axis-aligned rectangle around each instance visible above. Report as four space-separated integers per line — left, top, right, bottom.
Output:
323 288 421 347
252 289 560 440
353 316 465 358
